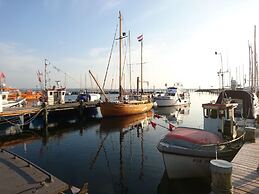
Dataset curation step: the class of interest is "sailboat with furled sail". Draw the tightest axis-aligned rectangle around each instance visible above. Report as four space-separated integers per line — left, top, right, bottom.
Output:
89 11 153 117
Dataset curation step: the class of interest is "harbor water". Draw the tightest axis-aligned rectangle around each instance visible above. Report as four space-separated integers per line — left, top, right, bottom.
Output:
4 92 218 194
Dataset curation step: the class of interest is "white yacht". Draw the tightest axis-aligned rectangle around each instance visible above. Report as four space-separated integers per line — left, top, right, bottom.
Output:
155 83 190 107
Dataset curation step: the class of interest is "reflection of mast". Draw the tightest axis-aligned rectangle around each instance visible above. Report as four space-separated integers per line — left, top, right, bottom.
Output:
139 127 144 180
89 133 109 169
119 129 127 194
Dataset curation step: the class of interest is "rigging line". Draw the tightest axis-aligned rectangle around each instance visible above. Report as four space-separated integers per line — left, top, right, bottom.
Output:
51 64 81 85
122 37 128 84
103 23 118 89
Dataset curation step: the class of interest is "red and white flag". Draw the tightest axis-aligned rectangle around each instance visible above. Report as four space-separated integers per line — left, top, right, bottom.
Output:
150 121 157 129
0 72 6 79
137 34 143 42
154 114 163 119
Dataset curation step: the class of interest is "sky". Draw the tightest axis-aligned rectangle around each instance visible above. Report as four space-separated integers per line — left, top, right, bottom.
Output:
1 0 259 90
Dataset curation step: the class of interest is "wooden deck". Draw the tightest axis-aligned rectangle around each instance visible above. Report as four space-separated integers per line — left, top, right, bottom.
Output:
232 135 259 193
0 148 70 194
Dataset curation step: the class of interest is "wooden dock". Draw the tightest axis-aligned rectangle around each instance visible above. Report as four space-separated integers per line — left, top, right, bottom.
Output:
0 148 70 194
232 136 259 193
0 101 99 117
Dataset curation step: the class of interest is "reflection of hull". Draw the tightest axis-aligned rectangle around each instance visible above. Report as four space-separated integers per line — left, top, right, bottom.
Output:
100 101 153 117
154 106 179 116
30 107 99 129
100 111 153 131
154 105 190 122
157 170 210 194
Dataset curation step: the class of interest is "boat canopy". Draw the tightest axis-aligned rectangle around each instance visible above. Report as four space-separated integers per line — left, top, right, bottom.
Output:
167 127 222 144
216 90 255 119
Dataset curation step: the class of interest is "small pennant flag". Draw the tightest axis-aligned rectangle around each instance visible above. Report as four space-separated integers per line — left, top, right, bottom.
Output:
169 123 175 131
0 72 6 79
150 121 157 129
137 34 143 42
154 114 163 119
37 70 43 83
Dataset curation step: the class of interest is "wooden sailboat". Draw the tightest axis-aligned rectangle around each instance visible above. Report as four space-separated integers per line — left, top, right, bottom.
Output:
90 11 153 117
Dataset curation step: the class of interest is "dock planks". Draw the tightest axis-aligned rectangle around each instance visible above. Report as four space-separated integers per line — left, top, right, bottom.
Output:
232 137 259 194
0 101 98 117
0 149 70 194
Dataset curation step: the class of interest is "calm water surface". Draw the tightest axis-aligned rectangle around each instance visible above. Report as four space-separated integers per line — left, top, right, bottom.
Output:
7 92 218 194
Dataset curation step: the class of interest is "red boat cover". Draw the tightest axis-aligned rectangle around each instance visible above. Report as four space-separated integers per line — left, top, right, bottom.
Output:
166 127 223 144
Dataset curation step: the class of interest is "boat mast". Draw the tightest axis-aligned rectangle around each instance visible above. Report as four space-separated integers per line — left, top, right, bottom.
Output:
141 36 143 94
254 25 257 93
128 30 132 92
119 11 123 100
44 59 48 90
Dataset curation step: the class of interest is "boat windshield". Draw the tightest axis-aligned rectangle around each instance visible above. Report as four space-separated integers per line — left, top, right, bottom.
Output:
167 88 177 96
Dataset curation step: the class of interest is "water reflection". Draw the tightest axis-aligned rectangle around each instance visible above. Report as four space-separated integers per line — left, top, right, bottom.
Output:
154 105 190 124
3 93 218 194
91 111 153 194
157 170 210 194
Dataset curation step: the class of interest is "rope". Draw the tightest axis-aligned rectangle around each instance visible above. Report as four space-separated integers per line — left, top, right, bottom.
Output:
0 108 44 127
103 23 118 89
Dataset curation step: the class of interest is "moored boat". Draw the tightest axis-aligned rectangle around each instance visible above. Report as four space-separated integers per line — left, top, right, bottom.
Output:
155 83 190 107
216 89 259 127
90 11 153 117
100 99 153 117
157 101 245 179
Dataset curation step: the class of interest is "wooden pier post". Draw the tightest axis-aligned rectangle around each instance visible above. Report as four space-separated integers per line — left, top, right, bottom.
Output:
0 93 2 113
210 159 233 194
79 100 84 118
244 127 256 142
42 102 48 128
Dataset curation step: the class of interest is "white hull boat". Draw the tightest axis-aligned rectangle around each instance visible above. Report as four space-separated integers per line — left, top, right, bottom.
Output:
155 83 190 107
155 96 190 107
157 102 245 179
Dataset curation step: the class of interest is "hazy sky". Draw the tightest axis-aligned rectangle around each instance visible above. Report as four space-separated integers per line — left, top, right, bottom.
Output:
1 0 259 89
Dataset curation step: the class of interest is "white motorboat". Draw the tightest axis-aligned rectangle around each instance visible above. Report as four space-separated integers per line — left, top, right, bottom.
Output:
0 91 25 109
157 101 245 179
155 83 190 107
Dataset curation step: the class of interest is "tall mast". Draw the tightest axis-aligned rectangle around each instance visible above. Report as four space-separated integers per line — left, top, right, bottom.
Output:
44 59 48 90
141 36 143 94
128 30 132 91
119 11 122 100
254 25 257 93
249 42 251 89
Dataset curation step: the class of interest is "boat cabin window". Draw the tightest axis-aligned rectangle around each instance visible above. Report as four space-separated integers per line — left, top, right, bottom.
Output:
49 92 53 96
204 108 210 118
210 109 218 119
62 92 65 95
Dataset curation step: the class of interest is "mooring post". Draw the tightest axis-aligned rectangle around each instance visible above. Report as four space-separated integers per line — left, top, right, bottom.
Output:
210 159 233 194
42 102 48 128
0 92 3 113
244 127 256 142
79 100 84 117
